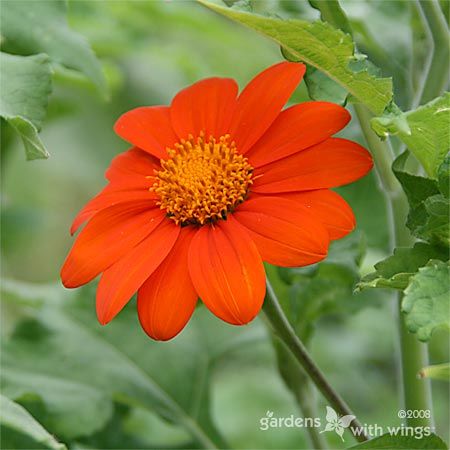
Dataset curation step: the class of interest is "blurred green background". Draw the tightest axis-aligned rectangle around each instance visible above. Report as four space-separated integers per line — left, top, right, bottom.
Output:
1 1 449 449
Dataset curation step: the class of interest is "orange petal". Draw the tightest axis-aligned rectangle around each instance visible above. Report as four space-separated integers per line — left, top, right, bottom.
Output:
188 217 266 325
281 190 355 240
137 227 198 341
70 188 157 235
170 77 238 140
247 101 351 167
252 138 373 193
114 106 178 159
96 219 180 325
234 196 329 267
61 203 164 288
229 62 305 154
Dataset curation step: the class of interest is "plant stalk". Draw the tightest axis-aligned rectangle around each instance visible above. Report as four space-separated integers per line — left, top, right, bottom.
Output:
417 0 450 105
264 280 368 443
354 105 433 428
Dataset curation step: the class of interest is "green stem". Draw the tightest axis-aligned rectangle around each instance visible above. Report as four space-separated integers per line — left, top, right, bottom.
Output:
264 280 368 443
295 381 329 449
354 105 433 428
417 0 450 105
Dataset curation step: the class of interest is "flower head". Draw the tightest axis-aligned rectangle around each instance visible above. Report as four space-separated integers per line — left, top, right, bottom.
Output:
61 62 373 341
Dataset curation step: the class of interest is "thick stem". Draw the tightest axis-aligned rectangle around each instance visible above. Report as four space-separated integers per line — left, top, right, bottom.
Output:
354 105 433 428
417 0 450 105
264 280 368 443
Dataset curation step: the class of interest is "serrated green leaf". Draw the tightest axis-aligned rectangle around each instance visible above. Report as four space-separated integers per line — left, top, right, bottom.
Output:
0 395 67 450
0 52 52 160
0 0 106 96
402 260 450 342
349 432 448 449
419 363 450 382
372 93 450 178
356 242 448 291
198 0 392 114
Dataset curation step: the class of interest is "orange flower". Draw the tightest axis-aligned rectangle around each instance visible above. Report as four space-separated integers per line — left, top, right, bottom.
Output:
61 62 373 340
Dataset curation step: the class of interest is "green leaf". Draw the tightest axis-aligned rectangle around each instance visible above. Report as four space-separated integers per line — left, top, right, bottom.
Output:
371 93 450 178
402 260 450 342
272 233 372 342
0 282 269 448
198 0 392 115
416 195 450 246
304 66 348 104
356 242 448 291
437 155 450 198
0 395 67 450
0 52 52 160
0 0 106 96
349 432 448 449
393 152 449 246
419 363 450 382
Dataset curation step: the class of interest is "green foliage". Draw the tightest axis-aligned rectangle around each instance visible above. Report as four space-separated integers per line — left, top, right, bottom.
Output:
0 0 106 160
308 0 352 35
0 0 106 96
393 153 450 247
269 232 371 342
371 93 450 178
199 0 393 115
349 432 448 449
402 260 450 342
357 242 448 291
0 53 52 160
0 395 67 450
303 66 348 104
0 281 274 448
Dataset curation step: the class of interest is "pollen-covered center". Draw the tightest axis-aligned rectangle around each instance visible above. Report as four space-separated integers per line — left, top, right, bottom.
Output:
153 133 253 226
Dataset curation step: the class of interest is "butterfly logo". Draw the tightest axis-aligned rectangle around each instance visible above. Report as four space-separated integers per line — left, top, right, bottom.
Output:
320 406 356 441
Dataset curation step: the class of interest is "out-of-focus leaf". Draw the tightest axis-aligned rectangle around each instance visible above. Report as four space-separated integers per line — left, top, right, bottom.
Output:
199 0 392 115
356 242 448 291
271 233 373 342
419 363 450 382
0 52 52 160
0 395 67 450
0 0 106 96
349 432 448 449
371 93 450 178
0 282 270 448
402 260 450 342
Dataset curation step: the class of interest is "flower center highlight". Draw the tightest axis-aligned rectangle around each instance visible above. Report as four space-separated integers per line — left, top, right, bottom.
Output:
153 133 253 226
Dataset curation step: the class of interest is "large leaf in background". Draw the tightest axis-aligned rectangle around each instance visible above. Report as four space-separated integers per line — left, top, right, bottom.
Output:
0 281 267 449
199 0 392 115
0 395 67 450
0 0 106 97
0 53 52 160
402 260 450 342
356 242 448 291
349 432 448 449
371 93 450 178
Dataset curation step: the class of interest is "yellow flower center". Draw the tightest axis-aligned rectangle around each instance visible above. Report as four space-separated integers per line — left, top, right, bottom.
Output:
153 133 253 226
